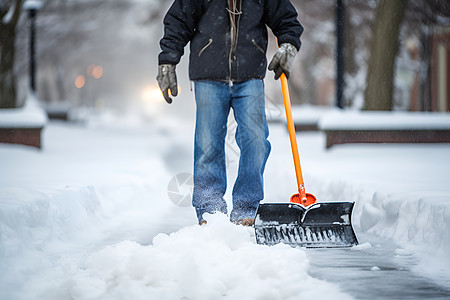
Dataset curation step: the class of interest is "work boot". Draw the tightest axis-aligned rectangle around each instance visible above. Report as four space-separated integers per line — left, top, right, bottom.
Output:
234 218 255 227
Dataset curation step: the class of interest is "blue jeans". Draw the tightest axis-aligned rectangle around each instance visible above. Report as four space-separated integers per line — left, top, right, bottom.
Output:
192 79 271 223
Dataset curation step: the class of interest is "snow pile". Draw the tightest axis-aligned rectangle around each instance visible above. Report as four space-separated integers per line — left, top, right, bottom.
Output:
357 192 450 285
23 0 44 11
291 104 339 126
0 93 47 128
319 111 450 130
0 187 351 300
276 124 450 288
58 214 351 300
0 186 101 253
351 242 372 251
0 186 104 299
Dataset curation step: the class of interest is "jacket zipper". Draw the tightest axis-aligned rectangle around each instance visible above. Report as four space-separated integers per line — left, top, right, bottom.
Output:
252 39 265 54
198 38 213 57
228 0 242 86
228 45 234 86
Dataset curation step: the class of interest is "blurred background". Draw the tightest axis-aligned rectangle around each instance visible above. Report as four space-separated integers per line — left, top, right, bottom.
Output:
1 0 449 119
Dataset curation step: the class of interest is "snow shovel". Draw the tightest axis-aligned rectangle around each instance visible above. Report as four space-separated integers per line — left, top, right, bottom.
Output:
254 73 358 248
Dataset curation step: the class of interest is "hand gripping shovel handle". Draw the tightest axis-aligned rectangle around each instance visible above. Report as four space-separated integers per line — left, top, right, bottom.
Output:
280 73 317 207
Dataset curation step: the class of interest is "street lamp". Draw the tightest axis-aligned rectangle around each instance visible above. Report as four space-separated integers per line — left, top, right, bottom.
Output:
23 0 43 93
336 0 345 109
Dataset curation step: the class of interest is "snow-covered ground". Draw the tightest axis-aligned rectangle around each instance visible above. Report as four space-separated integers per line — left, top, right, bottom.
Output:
1 106 450 300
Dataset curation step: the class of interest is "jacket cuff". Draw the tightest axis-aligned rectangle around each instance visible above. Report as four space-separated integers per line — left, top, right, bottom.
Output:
158 52 181 66
277 36 302 52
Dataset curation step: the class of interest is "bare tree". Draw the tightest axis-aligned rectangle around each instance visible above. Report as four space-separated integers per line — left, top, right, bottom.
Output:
11 0 168 107
364 0 408 111
289 0 377 108
0 0 24 108
342 1 377 108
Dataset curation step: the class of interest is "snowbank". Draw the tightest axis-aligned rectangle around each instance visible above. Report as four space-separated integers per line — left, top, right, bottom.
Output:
265 123 450 288
0 93 47 128
319 111 450 130
295 137 450 287
0 192 351 300
356 192 450 286
291 105 339 126
0 186 104 299
58 214 351 300
23 0 44 11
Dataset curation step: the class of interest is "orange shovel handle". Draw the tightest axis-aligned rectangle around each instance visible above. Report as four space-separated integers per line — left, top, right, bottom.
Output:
280 73 304 191
280 73 317 206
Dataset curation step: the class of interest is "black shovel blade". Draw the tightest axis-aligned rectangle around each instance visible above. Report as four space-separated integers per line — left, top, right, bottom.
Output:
254 202 358 248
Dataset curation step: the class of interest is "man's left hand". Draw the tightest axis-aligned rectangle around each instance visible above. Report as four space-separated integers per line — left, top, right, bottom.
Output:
268 43 298 80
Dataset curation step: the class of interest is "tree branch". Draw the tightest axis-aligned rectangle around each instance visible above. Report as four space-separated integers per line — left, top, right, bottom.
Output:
10 0 24 27
0 1 11 22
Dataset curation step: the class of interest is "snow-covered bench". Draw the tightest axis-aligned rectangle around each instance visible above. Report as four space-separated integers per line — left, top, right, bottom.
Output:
319 111 450 148
0 96 47 149
272 105 338 131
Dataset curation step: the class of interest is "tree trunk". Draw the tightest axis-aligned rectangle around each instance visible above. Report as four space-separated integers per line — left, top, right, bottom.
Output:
0 26 17 108
0 0 24 109
364 0 408 111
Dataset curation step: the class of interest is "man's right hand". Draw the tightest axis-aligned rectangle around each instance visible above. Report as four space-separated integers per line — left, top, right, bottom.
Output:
157 64 178 104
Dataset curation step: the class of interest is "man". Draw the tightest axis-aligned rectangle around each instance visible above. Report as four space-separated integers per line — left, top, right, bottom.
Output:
157 0 303 225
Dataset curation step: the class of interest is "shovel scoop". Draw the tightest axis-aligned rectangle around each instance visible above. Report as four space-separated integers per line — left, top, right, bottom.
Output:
254 72 358 248
255 202 357 248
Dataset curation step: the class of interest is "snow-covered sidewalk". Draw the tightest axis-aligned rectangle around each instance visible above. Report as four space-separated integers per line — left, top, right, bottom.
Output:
1 112 449 299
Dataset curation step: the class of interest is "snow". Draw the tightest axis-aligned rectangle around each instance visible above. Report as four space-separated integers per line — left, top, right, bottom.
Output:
0 93 47 128
2 2 14 24
64 213 350 300
23 0 44 11
290 104 339 125
319 110 450 130
351 242 372 251
276 105 450 131
1 106 450 299
290 134 450 289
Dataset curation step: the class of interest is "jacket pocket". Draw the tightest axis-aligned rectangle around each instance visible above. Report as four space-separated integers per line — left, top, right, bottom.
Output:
252 39 265 54
198 38 213 57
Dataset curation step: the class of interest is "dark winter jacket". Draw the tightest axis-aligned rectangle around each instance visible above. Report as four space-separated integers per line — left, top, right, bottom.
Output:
158 0 303 83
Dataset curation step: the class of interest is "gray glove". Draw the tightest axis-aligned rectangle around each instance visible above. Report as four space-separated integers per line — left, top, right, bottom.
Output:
268 43 298 80
157 64 178 104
